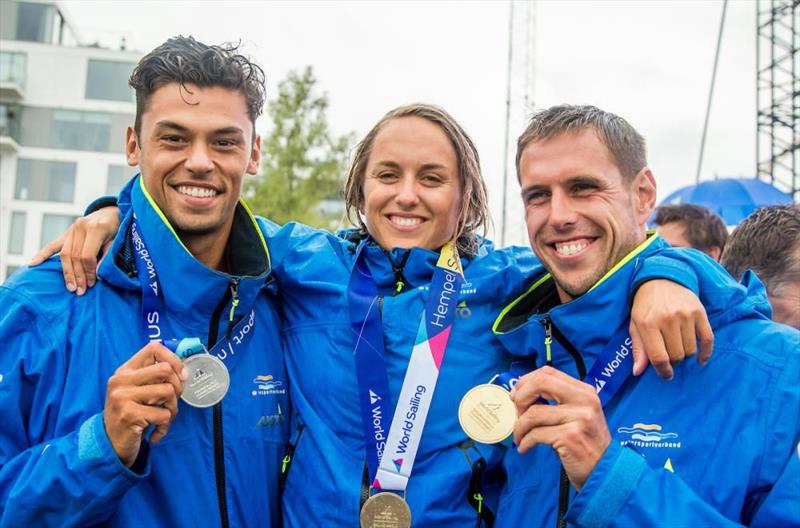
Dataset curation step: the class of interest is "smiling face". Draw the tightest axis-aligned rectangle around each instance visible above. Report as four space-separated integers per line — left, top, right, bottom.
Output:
126 83 260 246
519 129 656 302
362 116 461 251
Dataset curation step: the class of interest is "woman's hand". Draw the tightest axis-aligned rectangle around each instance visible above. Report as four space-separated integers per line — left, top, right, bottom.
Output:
29 207 121 295
630 279 714 379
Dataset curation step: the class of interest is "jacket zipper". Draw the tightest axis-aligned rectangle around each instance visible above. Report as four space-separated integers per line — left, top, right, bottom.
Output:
208 283 234 528
541 317 586 528
280 422 305 491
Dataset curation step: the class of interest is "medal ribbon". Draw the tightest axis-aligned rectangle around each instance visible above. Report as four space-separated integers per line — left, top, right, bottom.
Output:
583 324 633 407
348 241 464 492
131 215 258 362
348 242 393 481
373 242 464 492
490 326 632 408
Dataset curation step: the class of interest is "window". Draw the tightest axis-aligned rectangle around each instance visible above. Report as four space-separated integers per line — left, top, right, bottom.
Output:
106 165 132 194
8 211 26 254
0 51 26 86
86 59 135 102
41 214 78 248
51 110 110 151
0 103 21 140
14 159 76 202
16 2 54 43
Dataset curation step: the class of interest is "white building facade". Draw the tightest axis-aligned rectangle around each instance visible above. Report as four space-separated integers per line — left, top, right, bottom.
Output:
0 0 140 280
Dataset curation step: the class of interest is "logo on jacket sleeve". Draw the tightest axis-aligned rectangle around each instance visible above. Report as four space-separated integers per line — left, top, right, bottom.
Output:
617 423 681 448
251 374 286 396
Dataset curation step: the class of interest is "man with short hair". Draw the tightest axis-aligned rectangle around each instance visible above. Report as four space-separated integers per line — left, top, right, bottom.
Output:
653 203 728 261
0 37 288 526
721 204 800 329
494 105 799 527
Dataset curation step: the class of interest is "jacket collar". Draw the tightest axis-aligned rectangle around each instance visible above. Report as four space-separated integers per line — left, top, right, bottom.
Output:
98 175 272 334
493 233 662 368
344 232 487 295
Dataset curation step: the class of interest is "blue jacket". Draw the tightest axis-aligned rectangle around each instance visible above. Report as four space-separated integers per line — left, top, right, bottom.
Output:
493 235 800 527
264 224 711 527
0 176 289 527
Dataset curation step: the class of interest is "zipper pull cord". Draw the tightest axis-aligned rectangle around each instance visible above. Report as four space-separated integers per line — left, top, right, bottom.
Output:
391 249 411 295
228 280 240 322
281 455 291 474
544 319 553 366
473 493 483 514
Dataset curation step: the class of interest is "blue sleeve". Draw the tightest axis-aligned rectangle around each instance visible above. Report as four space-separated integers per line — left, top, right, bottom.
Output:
84 195 118 215
632 247 771 329
566 442 744 527
261 221 344 279
0 286 147 527
567 359 800 528
632 251 700 297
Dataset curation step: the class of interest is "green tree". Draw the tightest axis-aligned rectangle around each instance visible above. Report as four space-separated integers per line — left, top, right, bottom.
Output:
244 66 354 229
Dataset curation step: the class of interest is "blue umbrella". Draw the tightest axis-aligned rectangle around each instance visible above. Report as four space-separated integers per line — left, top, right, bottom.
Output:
656 177 794 226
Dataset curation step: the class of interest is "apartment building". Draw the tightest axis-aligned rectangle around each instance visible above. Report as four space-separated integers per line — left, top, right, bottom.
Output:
0 0 140 280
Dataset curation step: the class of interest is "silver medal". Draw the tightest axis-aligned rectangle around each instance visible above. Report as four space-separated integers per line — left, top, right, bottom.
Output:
181 353 230 408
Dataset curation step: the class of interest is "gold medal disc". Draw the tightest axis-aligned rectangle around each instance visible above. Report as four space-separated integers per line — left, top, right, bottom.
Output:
458 383 517 444
359 492 411 528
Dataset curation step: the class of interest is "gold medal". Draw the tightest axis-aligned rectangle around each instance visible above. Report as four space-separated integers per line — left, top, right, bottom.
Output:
359 492 411 528
458 383 517 444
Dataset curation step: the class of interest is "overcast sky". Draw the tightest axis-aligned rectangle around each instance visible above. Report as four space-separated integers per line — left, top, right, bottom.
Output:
60 0 755 245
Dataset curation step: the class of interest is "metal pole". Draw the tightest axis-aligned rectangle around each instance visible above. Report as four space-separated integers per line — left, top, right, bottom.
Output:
755 0 760 180
696 0 729 183
500 0 515 246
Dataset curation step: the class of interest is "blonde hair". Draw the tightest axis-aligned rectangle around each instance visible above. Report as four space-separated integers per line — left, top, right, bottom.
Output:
344 103 490 255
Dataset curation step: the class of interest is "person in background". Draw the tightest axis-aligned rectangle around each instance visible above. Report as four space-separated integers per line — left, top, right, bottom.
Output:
721 203 800 329
0 37 288 527
653 203 728 261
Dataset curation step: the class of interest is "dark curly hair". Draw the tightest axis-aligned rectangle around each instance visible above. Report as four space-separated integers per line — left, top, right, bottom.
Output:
653 203 728 254
129 35 265 133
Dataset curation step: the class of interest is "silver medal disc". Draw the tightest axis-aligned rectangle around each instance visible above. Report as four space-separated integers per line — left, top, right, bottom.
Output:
181 353 230 408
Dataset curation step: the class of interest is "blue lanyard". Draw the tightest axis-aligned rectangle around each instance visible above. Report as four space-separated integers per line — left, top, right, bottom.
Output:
348 241 464 488
130 215 257 363
131 218 173 344
348 243 394 482
494 325 631 409
584 324 633 408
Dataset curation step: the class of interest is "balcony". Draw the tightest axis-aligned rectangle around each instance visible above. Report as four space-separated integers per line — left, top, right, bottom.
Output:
0 51 26 101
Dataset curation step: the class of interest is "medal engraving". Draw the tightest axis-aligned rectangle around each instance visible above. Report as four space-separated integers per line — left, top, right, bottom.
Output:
458 383 516 444
360 492 411 528
181 354 230 408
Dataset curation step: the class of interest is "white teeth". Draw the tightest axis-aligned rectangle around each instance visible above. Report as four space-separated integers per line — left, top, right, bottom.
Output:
555 241 589 256
177 185 217 198
390 216 423 227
